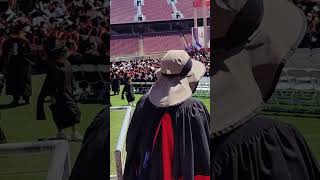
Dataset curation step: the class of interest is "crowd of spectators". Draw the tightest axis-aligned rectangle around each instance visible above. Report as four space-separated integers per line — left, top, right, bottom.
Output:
0 0 108 65
295 0 320 48
110 50 210 84
111 58 160 83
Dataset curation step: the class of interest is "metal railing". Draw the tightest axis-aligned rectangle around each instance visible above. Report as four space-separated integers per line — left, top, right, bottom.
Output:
111 106 133 180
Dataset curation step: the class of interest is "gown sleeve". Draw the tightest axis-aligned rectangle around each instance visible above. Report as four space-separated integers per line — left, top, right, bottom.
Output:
69 107 109 180
123 95 147 179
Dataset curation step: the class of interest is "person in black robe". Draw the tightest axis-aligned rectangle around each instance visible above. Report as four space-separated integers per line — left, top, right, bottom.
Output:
1 26 33 105
121 77 135 106
0 127 6 144
0 73 4 95
111 74 120 95
124 50 210 180
211 0 320 179
69 107 109 180
38 41 82 141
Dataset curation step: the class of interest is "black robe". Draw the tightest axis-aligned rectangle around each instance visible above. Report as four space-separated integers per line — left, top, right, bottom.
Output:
2 37 32 98
121 82 135 103
124 95 210 180
69 107 109 180
210 116 320 180
37 60 80 129
0 127 6 144
111 77 120 93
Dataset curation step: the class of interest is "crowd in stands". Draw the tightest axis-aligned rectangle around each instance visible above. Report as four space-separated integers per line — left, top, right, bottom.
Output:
295 0 320 48
0 0 108 65
110 49 210 84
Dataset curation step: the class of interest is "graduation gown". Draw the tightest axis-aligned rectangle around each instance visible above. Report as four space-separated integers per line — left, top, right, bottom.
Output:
211 116 320 180
111 77 120 93
121 82 135 103
0 127 6 144
2 36 32 97
124 95 210 180
69 107 109 180
38 60 80 129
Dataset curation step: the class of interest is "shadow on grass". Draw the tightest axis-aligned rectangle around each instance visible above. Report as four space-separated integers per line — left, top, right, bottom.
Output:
0 103 27 110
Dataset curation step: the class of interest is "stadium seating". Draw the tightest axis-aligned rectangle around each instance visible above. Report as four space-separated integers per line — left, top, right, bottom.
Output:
194 77 210 97
110 0 136 24
142 0 172 21
143 32 185 53
111 36 139 56
265 48 320 113
111 0 208 23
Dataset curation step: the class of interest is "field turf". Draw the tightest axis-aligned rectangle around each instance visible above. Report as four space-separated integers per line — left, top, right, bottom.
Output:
0 75 104 179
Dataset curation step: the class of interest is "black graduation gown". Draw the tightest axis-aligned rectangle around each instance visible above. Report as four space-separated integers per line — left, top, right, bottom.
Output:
210 116 320 180
122 83 135 103
69 107 109 180
2 37 32 97
0 127 6 144
0 75 4 95
45 60 80 129
124 95 210 180
111 78 120 93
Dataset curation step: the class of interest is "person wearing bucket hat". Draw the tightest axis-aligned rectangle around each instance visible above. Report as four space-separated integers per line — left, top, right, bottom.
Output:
123 50 210 179
211 0 320 179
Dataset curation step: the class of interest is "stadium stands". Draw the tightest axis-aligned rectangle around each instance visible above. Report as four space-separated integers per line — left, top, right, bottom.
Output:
111 0 208 24
265 48 320 113
110 36 139 56
110 0 136 24
194 77 210 97
143 32 185 53
175 0 194 19
142 0 172 21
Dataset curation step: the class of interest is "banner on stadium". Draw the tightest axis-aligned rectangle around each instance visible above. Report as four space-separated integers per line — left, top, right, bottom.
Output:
192 26 210 49
193 0 210 8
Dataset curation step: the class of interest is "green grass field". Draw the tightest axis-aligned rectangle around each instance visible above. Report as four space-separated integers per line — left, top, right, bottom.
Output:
0 75 104 179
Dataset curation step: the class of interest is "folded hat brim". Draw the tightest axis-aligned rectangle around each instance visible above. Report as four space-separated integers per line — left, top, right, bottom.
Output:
149 60 206 107
211 0 307 135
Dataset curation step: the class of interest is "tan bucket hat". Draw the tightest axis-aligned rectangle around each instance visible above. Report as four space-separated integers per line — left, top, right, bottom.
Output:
149 50 206 107
211 0 307 136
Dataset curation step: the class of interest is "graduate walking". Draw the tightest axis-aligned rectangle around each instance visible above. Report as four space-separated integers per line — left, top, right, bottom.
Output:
121 77 135 106
124 50 210 180
38 41 82 141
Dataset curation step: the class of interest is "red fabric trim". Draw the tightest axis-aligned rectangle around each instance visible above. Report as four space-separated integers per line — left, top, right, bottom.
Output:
179 175 210 180
161 112 174 180
152 113 210 180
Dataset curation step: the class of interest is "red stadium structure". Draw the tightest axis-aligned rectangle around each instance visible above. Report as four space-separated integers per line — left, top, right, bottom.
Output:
110 0 210 60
